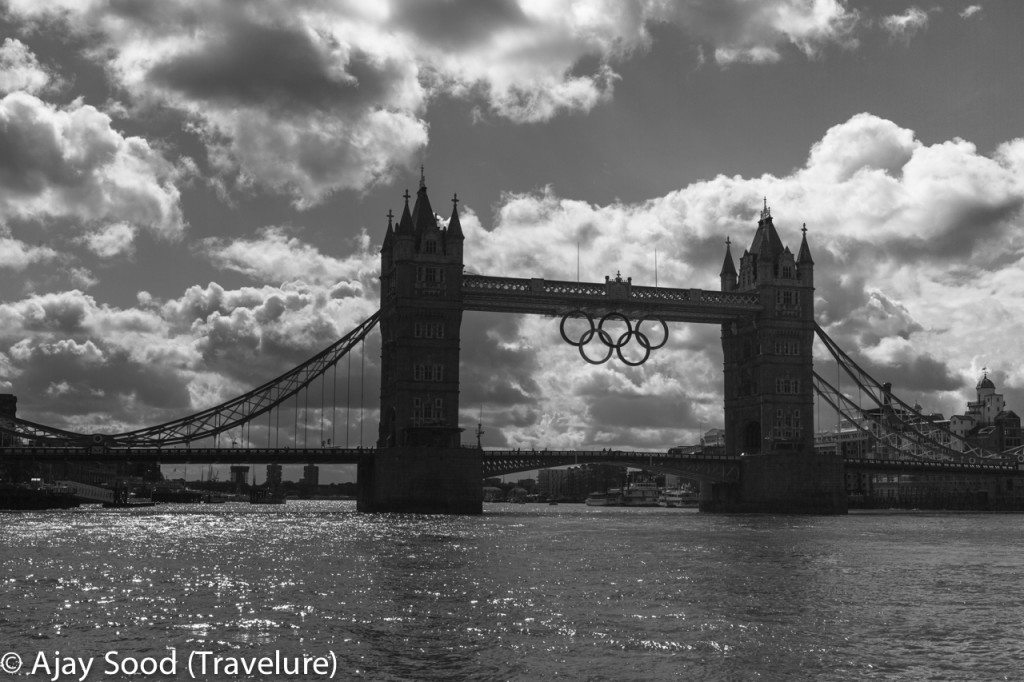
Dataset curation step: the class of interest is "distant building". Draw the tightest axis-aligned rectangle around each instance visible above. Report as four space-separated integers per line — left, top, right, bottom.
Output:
702 428 726 448
266 463 283 488
302 463 319 488
949 373 1022 453
229 465 250 487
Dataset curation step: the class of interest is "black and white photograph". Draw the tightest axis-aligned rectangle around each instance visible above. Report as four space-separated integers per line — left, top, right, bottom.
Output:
2 1 1023 679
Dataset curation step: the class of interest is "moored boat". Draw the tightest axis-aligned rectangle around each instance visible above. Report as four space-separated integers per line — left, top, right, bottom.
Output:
585 490 621 506
661 487 699 508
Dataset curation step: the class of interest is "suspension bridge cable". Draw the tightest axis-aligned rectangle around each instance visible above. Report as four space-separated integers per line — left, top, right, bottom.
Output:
359 338 365 447
275 402 280 448
294 391 299 447
267 407 272 448
320 366 325 446
303 383 309 449
346 348 352 448
332 361 337 447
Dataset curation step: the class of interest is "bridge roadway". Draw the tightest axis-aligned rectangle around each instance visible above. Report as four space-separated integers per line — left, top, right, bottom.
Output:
3 447 1018 482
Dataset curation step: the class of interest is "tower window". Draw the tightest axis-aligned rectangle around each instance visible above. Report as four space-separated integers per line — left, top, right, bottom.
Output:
424 239 437 254
416 266 444 283
413 321 445 338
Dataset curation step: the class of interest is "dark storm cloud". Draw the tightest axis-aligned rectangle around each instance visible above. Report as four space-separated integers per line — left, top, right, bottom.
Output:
886 198 1024 263
854 352 962 394
149 24 401 113
11 342 191 417
391 0 530 48
589 394 693 429
459 311 539 407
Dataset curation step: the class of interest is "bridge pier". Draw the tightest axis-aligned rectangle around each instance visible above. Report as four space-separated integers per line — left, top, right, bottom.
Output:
357 447 482 514
700 450 847 514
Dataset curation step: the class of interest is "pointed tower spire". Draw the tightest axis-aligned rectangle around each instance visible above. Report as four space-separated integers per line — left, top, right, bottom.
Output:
720 237 737 277
720 237 737 291
411 166 437 235
797 223 813 264
382 208 395 251
447 192 464 240
396 189 413 234
750 197 783 258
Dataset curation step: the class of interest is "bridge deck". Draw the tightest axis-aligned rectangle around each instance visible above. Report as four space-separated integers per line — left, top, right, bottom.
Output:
3 447 1017 477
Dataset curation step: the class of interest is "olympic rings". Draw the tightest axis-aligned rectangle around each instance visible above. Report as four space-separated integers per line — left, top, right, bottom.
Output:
559 311 669 366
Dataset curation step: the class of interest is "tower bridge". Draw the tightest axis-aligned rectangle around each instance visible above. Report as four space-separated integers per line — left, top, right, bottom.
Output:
3 171 1023 513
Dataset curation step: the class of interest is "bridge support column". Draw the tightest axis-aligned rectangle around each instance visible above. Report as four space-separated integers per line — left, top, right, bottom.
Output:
700 450 847 514
357 447 482 514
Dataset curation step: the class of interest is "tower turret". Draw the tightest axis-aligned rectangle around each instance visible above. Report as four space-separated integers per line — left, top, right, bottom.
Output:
720 237 737 291
796 223 814 287
445 193 464 260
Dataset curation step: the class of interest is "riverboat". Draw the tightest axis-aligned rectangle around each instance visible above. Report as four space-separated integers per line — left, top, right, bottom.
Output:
620 482 661 507
660 487 699 508
585 491 620 506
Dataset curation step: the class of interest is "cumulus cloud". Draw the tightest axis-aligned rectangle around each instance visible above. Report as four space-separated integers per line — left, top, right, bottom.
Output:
202 226 377 288
0 92 186 243
81 222 137 257
960 5 982 19
0 38 52 94
4 0 864 206
0 235 59 270
881 7 930 40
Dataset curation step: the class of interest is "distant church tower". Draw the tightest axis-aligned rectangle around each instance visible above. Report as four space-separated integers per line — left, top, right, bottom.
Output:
378 169 465 448
720 201 815 456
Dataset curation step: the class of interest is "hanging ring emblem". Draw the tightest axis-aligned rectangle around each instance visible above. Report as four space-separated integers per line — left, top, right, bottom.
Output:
559 312 668 366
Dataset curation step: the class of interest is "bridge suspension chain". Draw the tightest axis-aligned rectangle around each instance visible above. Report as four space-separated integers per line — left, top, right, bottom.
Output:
3 310 381 448
814 323 1007 463
813 370 973 462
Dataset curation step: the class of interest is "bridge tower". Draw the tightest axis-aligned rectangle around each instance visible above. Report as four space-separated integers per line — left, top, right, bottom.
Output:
377 169 465 448
715 203 845 513
361 169 480 513
721 202 814 456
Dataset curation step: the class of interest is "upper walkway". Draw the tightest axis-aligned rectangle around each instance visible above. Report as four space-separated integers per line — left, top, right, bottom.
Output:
462 274 760 322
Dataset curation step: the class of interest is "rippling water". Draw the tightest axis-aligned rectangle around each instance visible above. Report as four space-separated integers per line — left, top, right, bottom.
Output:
2 502 1024 680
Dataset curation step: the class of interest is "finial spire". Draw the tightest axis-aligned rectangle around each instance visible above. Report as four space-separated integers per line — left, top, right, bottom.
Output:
403 189 410 203
797 222 813 265
419 164 426 190
726 236 731 248
386 209 394 227
452 192 459 208
760 197 771 220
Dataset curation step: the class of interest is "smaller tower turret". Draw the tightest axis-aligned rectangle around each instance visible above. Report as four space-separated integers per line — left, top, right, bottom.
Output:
797 223 814 286
720 237 737 291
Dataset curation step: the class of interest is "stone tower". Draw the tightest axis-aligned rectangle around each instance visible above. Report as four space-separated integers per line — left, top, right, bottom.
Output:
378 169 465 448
720 202 815 457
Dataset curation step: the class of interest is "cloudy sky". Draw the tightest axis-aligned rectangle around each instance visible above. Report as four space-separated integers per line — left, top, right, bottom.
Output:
1 0 1023 474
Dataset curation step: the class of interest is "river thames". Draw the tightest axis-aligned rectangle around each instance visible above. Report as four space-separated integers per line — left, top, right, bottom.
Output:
2 502 1023 680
